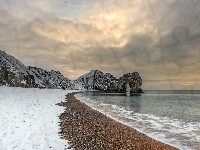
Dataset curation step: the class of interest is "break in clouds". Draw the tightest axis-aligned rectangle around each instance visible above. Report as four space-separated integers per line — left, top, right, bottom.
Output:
0 0 200 90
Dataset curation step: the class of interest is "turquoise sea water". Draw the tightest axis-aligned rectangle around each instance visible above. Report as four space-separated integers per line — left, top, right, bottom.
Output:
76 91 200 150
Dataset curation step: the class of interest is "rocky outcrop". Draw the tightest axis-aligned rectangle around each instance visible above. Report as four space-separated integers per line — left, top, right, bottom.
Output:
76 70 118 91
0 50 37 87
0 50 143 93
0 50 72 89
28 67 73 89
76 70 143 93
117 72 143 93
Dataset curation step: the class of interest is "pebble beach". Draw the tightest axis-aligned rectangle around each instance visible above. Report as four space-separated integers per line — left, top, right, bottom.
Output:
57 92 178 150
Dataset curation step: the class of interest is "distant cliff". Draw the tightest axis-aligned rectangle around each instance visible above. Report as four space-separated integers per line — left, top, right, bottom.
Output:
0 50 72 89
0 50 143 92
76 70 143 93
28 66 73 89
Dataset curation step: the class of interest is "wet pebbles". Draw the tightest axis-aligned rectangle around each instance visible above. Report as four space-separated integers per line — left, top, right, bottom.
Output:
57 93 178 150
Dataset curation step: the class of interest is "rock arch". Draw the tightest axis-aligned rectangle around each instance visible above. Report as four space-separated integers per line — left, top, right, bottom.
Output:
118 72 143 93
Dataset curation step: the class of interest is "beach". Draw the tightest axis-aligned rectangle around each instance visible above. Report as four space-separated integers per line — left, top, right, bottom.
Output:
58 92 178 150
0 86 71 150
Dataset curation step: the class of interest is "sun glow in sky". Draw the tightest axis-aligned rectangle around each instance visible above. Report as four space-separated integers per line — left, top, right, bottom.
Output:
0 0 200 90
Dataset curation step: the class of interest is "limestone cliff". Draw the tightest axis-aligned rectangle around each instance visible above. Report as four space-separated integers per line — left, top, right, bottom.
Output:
75 70 143 93
0 50 143 93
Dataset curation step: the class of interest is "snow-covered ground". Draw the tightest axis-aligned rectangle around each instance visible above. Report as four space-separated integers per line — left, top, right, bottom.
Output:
0 86 74 150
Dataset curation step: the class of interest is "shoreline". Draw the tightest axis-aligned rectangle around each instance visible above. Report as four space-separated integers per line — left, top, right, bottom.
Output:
57 92 178 150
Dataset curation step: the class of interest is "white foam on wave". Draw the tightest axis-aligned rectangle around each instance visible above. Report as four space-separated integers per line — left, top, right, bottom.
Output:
75 94 200 150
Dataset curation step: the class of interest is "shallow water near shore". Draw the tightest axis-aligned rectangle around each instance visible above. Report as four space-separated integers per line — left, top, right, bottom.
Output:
75 90 200 150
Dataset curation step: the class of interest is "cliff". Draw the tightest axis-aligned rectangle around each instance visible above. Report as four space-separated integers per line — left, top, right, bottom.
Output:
0 50 143 93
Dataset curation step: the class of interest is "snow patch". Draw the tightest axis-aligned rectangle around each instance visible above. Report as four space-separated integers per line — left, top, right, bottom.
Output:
0 86 74 150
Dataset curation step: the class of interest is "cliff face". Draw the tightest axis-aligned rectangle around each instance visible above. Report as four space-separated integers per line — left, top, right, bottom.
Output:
0 50 143 92
0 50 36 87
0 50 72 89
76 70 143 93
75 70 118 91
28 67 73 89
117 72 143 93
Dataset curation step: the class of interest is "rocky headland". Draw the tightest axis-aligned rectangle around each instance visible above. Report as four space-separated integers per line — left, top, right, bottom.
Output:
0 50 143 93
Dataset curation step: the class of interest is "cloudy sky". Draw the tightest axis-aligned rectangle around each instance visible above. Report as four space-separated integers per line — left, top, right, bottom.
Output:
0 0 200 90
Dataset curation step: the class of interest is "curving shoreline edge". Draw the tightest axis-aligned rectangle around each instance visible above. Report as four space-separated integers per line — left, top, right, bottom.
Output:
57 92 178 150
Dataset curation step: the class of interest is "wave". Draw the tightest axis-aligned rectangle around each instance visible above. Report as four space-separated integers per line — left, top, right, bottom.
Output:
75 94 200 150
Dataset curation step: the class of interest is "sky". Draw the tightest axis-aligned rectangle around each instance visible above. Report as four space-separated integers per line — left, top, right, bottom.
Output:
0 0 200 90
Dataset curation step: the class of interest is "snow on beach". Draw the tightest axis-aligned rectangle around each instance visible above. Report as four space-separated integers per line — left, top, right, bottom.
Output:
0 86 74 150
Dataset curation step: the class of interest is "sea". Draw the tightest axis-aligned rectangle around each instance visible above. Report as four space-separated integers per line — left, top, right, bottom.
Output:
75 90 200 150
